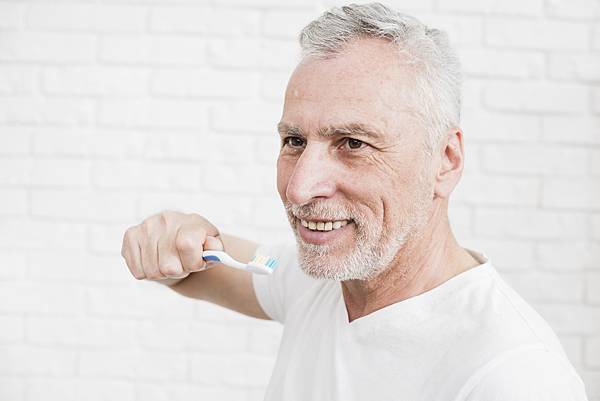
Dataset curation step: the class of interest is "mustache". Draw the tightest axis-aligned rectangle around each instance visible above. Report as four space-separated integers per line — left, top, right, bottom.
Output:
283 201 359 221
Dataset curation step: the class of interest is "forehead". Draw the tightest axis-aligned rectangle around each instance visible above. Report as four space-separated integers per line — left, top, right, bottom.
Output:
281 38 420 138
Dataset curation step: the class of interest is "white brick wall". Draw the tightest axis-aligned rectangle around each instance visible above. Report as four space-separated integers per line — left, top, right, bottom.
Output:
0 1 598 400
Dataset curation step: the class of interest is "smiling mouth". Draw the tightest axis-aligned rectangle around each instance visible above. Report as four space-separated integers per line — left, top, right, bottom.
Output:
297 218 353 232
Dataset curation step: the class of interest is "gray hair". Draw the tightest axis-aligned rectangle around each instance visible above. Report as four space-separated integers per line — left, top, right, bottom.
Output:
299 3 462 153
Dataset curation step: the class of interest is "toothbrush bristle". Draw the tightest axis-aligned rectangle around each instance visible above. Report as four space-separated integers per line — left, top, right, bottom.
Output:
249 254 278 270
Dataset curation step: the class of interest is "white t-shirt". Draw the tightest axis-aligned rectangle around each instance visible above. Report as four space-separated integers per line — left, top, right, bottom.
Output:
252 242 589 401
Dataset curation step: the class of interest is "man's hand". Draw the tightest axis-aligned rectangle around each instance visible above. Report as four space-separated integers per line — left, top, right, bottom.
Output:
121 210 223 283
120 210 270 320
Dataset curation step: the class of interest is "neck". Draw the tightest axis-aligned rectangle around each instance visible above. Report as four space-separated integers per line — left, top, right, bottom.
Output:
341 204 481 323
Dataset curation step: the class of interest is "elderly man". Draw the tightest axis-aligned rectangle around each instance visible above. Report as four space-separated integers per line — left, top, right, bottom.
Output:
121 3 589 400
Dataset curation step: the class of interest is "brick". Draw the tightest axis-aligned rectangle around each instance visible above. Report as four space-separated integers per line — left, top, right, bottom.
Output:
211 101 281 134
591 150 600 175
0 97 95 125
542 116 600 145
260 71 289 102
593 88 600 115
549 54 600 82
137 320 247 352
42 66 149 96
0 158 32 186
418 14 484 46
143 132 258 162
0 345 77 376
454 173 539 206
534 304 600 335
474 209 586 239
255 136 281 164
251 195 289 228
485 19 589 50
461 112 540 142
0 282 84 315
151 68 258 98
91 160 202 191
542 178 600 210
30 158 90 188
207 38 261 68
438 0 543 16
203 163 275 195
136 383 246 401
587 274 600 304
80 349 187 380
546 0 600 19
592 215 600 241
25 317 135 347
190 352 275 386
0 218 87 250
0 32 95 62
501 272 583 302
0 250 27 279
88 223 130 255
150 6 259 35
0 316 24 342
0 378 23 401
0 188 27 216
448 204 472 240
538 241 600 271
0 127 31 155
484 82 587 113
0 2 24 28
24 379 135 401
98 99 209 129
0 66 37 94
263 9 315 38
30 189 135 223
594 24 600 51
99 35 207 66
195 298 256 323
88 129 146 158
137 193 255 227
28 249 132 284
26 4 146 32
586 336 600 367
87 285 196 319
461 239 536 271
261 39 301 70
33 127 146 158
459 48 545 78
481 144 587 175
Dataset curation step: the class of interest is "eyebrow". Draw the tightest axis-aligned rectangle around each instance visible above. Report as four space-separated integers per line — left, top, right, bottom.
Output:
277 122 383 140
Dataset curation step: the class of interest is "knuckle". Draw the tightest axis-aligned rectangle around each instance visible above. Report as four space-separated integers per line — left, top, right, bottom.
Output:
175 231 201 252
159 263 182 277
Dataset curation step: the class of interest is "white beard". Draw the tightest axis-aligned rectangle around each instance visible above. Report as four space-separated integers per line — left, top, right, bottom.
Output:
284 187 431 281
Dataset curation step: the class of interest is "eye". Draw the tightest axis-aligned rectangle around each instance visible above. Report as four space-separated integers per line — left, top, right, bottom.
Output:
344 138 365 150
283 136 305 149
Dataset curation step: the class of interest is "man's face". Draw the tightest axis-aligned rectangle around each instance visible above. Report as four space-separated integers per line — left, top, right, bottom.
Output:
277 38 435 281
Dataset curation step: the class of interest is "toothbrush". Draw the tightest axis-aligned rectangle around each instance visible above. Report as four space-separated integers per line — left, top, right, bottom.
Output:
202 250 278 275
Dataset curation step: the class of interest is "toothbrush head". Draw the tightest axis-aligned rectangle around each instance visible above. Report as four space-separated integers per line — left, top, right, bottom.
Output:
247 253 278 275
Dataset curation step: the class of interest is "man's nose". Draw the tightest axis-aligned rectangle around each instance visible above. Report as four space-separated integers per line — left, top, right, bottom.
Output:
285 144 336 206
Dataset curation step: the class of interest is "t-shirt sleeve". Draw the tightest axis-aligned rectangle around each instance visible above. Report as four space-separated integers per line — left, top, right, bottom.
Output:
461 346 589 401
251 241 318 324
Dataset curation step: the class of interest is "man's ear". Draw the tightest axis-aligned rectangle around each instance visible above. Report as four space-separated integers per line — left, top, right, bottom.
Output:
434 128 465 199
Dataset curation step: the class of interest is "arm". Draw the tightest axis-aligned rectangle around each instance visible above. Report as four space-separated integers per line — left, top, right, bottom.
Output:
167 232 271 320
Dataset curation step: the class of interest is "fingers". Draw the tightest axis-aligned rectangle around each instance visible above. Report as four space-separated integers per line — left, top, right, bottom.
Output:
157 234 187 279
121 226 145 280
175 224 211 273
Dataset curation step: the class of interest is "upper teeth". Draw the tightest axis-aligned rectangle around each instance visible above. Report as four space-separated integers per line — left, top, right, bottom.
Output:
300 219 349 231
